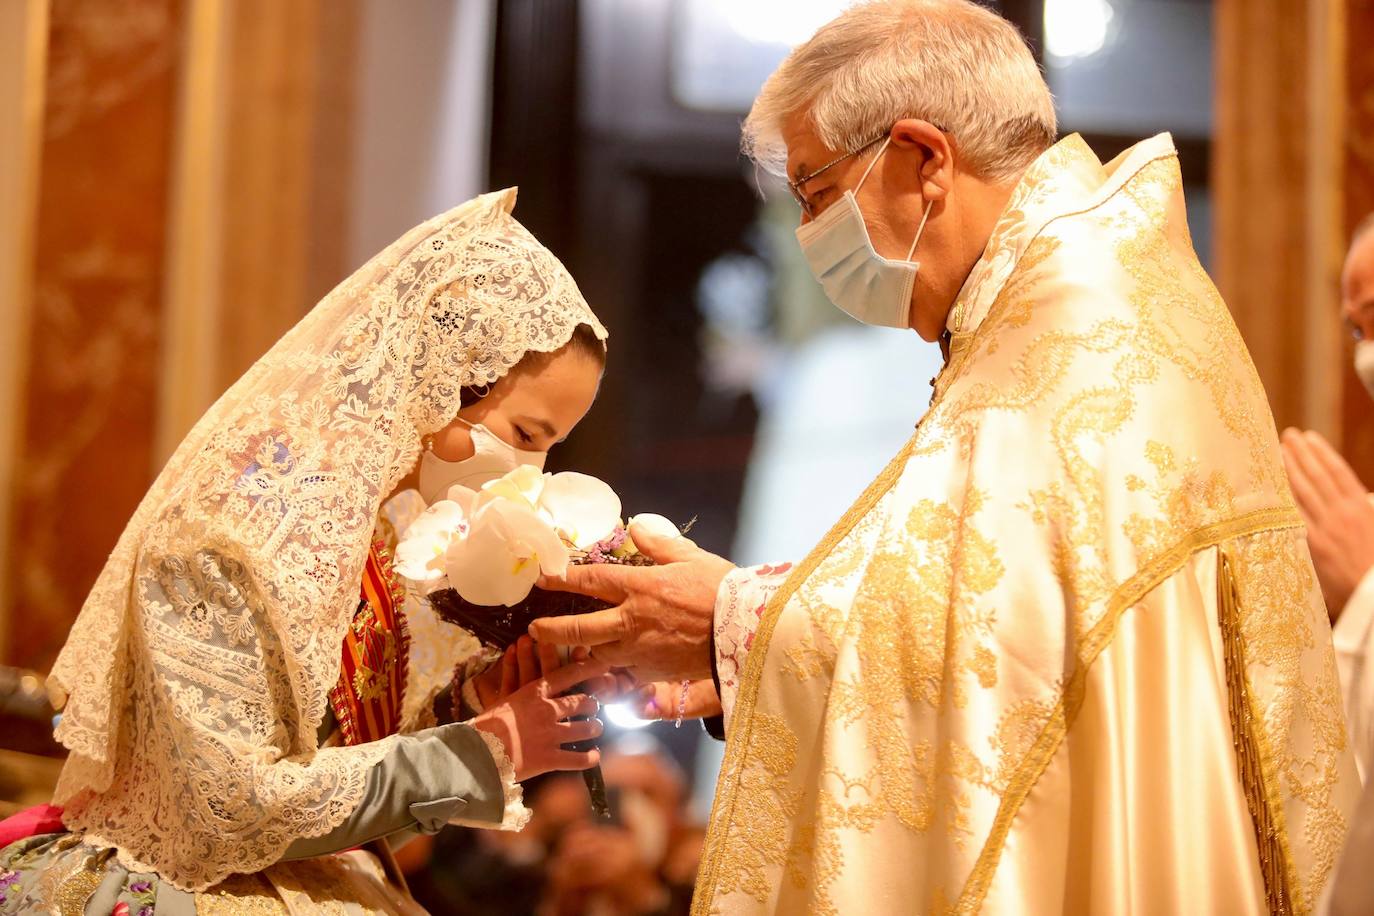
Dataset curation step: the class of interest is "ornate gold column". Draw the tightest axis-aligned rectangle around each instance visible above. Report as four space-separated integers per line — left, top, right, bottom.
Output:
1214 0 1374 479
1338 0 1374 480
5 0 185 671
2 0 361 673
156 0 361 461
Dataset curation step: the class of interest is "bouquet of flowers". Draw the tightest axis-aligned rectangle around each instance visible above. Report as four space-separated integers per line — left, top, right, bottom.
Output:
394 465 679 817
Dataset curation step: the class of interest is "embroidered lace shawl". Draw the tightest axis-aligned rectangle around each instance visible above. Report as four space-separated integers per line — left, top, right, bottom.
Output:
47 188 607 890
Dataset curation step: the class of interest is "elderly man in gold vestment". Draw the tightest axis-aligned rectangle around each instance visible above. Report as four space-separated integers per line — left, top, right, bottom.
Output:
533 2 1360 913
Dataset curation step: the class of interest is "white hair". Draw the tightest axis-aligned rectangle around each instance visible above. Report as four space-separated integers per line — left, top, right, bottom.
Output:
743 0 1057 183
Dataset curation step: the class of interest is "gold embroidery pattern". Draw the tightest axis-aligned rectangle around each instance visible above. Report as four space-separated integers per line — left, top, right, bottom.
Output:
349 606 396 703
195 873 290 915
954 510 1304 914
694 135 1355 915
50 853 106 916
694 437 918 913
1228 528 1352 913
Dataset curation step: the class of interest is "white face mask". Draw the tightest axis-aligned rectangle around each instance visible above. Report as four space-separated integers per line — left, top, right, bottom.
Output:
1355 340 1374 401
418 419 547 504
795 136 935 329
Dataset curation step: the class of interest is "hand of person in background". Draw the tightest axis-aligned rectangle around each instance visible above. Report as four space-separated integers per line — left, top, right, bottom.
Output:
1281 428 1374 615
531 522 736 682
470 658 608 781
544 821 668 916
630 678 723 722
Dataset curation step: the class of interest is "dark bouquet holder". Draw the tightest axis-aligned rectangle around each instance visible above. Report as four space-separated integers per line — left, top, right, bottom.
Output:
426 548 654 820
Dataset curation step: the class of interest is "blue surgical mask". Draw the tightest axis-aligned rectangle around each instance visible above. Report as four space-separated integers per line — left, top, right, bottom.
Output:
795 137 935 329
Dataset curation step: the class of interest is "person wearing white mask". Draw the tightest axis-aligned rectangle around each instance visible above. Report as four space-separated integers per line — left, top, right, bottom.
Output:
1349 215 1374 403
531 2 1358 912
1282 216 1374 915
0 189 615 914
391 323 614 728
1280 213 1374 783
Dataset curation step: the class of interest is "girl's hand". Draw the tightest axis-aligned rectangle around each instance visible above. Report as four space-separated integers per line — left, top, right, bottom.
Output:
474 638 618 710
470 657 609 781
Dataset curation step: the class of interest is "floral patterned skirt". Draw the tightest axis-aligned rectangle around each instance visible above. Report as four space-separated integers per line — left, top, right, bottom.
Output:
0 832 427 915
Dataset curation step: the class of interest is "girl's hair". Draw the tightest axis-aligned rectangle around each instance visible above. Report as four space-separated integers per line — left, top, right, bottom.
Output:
459 323 605 407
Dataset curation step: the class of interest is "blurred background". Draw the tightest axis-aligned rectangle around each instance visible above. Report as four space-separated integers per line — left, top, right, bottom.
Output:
0 0 1372 912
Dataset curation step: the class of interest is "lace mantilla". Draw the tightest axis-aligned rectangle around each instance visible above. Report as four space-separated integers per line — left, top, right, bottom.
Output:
47 188 605 890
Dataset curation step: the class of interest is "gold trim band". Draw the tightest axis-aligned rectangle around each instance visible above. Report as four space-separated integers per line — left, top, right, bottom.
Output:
1217 549 1294 914
692 433 919 913
692 496 1302 914
953 506 1302 913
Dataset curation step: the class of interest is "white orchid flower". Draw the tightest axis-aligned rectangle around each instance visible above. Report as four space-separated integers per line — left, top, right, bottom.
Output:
444 499 570 606
621 512 681 555
478 464 547 512
394 499 469 584
628 512 680 541
443 484 479 512
538 472 622 550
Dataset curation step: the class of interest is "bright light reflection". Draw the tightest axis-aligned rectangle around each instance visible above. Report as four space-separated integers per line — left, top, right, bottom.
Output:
604 702 653 730
712 0 852 47
1044 0 1116 61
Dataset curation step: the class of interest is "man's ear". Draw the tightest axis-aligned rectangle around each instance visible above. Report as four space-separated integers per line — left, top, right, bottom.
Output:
889 119 952 202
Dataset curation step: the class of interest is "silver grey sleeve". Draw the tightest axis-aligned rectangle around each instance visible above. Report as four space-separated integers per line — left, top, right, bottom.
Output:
280 722 505 861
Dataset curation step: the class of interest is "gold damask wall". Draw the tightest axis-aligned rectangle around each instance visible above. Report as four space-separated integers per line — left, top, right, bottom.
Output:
0 0 359 673
9 0 182 672
1337 0 1374 482
1214 0 1374 480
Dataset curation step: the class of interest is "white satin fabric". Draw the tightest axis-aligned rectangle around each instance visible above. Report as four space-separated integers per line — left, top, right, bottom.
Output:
1333 566 1374 782
987 547 1268 914
694 134 1359 915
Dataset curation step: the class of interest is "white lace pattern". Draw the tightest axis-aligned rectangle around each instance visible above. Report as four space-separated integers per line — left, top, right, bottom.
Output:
464 728 532 833
47 188 605 890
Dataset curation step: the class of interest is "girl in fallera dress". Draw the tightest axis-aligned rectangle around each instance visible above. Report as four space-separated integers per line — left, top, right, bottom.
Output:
0 189 612 914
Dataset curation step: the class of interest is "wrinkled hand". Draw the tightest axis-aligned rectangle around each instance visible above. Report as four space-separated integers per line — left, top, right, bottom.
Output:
530 523 736 682
630 679 722 722
470 658 608 781
1281 428 1374 614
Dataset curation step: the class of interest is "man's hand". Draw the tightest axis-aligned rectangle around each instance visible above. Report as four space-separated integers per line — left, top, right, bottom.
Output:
1280 428 1374 614
630 679 722 722
529 523 736 682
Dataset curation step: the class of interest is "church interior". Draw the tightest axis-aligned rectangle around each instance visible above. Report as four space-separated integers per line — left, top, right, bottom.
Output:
1 1 1372 913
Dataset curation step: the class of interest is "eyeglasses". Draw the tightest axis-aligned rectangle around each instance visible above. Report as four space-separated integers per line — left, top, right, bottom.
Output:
1347 300 1374 341
786 124 950 219
787 134 887 219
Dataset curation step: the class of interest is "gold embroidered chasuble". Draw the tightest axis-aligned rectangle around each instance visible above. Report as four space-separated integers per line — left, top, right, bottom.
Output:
694 134 1358 915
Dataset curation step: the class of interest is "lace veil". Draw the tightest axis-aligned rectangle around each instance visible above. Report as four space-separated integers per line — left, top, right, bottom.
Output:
47 188 607 890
